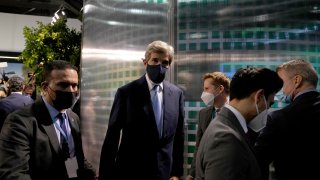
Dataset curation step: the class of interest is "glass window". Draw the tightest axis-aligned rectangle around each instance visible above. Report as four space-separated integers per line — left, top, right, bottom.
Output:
269 31 276 39
245 31 254 38
179 43 187 51
179 33 187 40
212 42 220 50
200 43 208 50
246 42 254 49
223 42 231 50
223 31 231 38
189 43 197 50
212 31 220 38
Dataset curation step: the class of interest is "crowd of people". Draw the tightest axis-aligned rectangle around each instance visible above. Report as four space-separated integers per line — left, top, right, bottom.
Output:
0 40 319 180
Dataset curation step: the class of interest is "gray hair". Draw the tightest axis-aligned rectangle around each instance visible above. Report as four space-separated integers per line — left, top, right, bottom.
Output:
276 59 318 87
8 75 25 92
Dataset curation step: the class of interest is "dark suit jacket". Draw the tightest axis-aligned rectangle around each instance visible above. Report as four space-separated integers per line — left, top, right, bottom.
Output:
0 93 34 131
188 106 215 177
196 107 262 180
0 98 95 180
99 75 185 180
255 91 320 180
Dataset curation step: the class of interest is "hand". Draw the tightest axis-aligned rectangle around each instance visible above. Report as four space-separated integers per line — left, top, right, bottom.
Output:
185 175 195 180
169 176 180 180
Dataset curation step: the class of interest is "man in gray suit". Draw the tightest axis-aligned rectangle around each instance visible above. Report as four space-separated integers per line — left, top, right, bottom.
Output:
196 67 283 180
187 71 230 180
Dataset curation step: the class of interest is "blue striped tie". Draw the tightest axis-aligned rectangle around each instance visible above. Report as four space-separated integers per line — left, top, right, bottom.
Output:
152 85 162 137
57 113 70 160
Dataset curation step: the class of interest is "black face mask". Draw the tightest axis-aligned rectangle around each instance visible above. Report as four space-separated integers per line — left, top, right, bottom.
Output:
146 64 167 84
51 89 76 110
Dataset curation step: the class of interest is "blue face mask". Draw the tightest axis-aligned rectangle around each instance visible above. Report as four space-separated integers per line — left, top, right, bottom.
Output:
276 90 292 104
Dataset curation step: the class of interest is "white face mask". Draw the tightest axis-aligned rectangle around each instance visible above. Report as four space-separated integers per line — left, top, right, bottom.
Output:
248 96 268 132
201 91 215 106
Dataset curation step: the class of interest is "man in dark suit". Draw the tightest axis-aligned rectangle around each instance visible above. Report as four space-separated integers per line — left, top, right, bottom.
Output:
255 59 320 180
0 75 34 131
196 68 283 180
187 72 230 180
0 60 96 180
98 40 185 180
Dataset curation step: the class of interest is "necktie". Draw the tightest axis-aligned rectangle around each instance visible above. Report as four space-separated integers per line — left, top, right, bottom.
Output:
57 113 70 160
152 85 162 137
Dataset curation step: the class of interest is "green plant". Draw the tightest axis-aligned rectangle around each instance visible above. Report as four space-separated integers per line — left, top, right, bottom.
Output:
19 19 81 86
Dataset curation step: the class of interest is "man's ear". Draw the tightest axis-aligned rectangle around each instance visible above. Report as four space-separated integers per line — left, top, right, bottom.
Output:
254 89 264 103
142 58 147 65
41 81 48 91
294 75 303 88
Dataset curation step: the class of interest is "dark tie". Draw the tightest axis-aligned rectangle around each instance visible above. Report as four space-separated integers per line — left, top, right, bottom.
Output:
57 113 70 160
152 85 162 137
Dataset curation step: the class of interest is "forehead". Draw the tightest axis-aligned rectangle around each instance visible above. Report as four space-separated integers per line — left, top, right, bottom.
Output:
203 78 215 87
149 52 169 60
277 69 289 81
49 69 78 83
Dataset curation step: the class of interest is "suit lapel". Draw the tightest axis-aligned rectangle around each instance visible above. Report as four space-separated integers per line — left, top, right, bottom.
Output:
203 106 214 128
34 99 60 155
162 81 173 137
140 76 160 138
219 107 256 153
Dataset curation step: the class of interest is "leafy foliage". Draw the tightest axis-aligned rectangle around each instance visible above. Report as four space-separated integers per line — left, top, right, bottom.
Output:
19 19 81 85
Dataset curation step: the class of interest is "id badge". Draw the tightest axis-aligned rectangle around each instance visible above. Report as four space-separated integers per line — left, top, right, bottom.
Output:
65 157 78 178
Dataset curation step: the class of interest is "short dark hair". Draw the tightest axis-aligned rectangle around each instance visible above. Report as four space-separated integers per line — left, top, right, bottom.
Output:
43 60 77 82
8 75 25 92
230 67 283 101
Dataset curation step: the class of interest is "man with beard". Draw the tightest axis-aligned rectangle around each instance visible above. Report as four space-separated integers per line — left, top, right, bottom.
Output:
0 60 96 180
99 40 185 180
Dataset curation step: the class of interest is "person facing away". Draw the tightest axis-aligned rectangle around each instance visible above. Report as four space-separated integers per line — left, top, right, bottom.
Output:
0 75 34 132
254 59 320 180
0 60 96 180
195 67 283 180
187 72 230 180
98 40 185 180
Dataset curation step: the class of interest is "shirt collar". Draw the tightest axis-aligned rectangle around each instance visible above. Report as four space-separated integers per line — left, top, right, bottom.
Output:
224 104 248 133
42 96 67 122
294 89 318 100
145 74 163 92
11 92 23 95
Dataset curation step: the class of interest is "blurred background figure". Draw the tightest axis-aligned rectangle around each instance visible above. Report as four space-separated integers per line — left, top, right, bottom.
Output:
81 89 98 161
0 75 34 132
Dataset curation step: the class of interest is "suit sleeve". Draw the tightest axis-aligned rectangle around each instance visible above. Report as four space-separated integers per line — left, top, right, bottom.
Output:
170 90 185 177
0 112 32 180
254 113 278 180
98 89 124 180
203 133 249 180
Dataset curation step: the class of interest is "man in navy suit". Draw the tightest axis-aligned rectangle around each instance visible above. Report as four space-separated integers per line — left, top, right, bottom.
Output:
0 75 33 131
99 40 185 180
255 59 320 180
